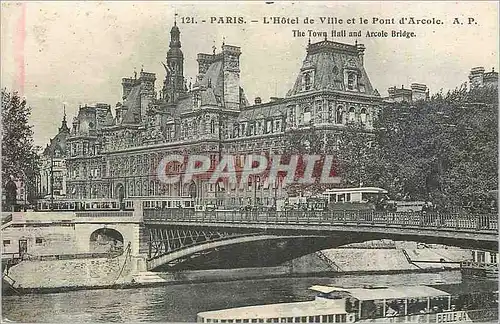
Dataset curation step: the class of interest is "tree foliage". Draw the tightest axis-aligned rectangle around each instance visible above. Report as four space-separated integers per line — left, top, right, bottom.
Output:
374 85 498 211
1 89 40 197
335 123 380 188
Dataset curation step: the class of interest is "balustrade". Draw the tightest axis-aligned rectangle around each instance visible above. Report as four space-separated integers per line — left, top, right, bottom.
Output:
142 209 497 233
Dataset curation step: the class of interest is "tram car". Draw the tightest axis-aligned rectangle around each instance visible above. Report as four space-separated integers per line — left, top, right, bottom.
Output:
35 196 195 212
322 187 388 211
130 196 195 210
36 198 125 211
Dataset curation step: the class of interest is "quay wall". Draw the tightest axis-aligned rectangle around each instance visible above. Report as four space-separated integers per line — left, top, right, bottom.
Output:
6 254 138 289
2 225 80 256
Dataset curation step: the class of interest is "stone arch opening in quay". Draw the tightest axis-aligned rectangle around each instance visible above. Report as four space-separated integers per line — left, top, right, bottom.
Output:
89 228 124 254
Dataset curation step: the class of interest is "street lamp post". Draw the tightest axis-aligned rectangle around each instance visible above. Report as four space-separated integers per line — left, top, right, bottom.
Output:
50 149 54 210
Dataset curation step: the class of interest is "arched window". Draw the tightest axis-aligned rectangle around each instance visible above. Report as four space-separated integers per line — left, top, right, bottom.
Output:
303 105 312 124
348 107 356 123
328 102 335 123
233 124 239 138
248 123 255 136
316 101 323 123
336 106 344 124
360 108 367 125
288 107 296 126
210 119 216 134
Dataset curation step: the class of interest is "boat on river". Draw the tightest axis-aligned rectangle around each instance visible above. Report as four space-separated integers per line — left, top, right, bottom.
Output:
197 285 498 323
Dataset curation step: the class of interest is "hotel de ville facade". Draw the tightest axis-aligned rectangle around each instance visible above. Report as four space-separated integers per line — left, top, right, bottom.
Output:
61 22 385 208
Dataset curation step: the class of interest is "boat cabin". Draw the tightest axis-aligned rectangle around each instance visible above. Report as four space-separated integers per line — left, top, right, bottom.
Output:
197 298 353 323
197 285 498 323
309 285 467 321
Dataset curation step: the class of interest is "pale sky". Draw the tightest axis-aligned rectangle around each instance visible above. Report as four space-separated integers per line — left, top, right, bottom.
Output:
1 1 498 148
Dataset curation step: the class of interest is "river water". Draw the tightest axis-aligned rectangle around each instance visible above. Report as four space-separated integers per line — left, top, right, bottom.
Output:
1 271 492 322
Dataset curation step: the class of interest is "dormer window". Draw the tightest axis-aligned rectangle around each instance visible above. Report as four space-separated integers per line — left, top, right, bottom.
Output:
301 70 314 91
347 72 357 90
193 92 201 109
304 73 311 90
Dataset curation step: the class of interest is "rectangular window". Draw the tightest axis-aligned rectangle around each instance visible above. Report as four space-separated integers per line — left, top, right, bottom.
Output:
36 238 43 244
300 317 307 323
294 318 301 323
303 112 311 124
308 317 314 323
490 253 497 264
327 315 334 323
3 240 11 246
314 316 320 323
477 251 486 263
322 316 327 323
335 315 341 323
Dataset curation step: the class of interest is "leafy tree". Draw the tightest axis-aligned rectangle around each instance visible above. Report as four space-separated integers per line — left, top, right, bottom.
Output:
281 124 381 196
1 89 40 204
375 84 498 212
335 123 380 188
281 127 331 196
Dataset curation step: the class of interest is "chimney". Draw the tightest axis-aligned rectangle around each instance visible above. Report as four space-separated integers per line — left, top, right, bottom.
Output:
222 44 242 111
411 83 428 102
356 43 365 66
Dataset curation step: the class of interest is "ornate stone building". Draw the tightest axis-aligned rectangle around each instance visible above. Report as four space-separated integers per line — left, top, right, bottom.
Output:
39 112 70 198
65 23 383 207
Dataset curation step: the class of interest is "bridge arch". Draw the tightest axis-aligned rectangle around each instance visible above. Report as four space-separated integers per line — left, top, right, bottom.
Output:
73 223 141 255
145 232 364 271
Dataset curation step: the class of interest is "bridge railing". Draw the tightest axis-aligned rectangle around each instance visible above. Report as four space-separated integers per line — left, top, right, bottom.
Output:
75 211 134 218
143 209 498 232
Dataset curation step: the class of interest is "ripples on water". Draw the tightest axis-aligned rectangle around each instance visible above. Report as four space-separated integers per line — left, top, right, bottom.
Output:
1 271 478 322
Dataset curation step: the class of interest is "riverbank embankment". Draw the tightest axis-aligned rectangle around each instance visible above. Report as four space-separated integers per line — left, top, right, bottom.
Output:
3 246 468 295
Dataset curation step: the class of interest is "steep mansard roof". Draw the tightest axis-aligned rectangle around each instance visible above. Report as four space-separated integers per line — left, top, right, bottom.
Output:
103 108 115 126
287 40 377 97
121 85 142 124
238 101 287 121
43 129 69 157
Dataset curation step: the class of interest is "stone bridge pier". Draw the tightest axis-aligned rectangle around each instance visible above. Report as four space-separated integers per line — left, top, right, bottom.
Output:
70 210 150 273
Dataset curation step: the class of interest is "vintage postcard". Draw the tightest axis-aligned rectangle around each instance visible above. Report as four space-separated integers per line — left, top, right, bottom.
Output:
1 1 498 323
